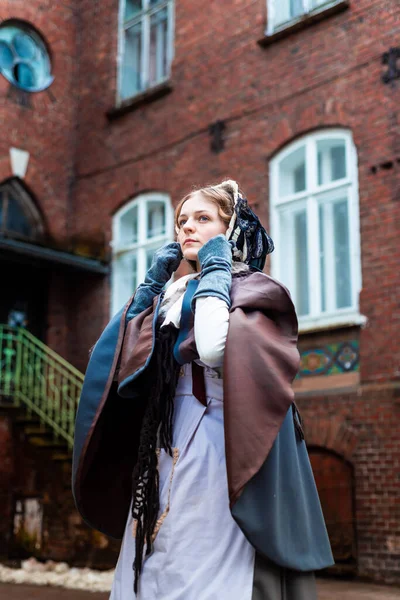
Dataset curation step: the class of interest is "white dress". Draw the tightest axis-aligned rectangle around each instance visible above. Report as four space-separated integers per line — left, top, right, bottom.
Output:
109 276 256 600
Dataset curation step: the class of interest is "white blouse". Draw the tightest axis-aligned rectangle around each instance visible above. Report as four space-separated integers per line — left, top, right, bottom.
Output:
160 274 230 369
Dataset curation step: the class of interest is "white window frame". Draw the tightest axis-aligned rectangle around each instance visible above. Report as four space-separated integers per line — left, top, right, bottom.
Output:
111 192 174 316
266 0 345 35
270 129 365 333
117 0 175 104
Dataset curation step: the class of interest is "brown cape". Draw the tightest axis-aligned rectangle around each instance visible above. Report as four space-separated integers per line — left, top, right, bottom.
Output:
117 271 299 511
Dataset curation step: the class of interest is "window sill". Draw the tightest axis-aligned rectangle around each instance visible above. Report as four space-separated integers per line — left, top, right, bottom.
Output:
257 0 350 48
294 371 359 396
298 312 367 335
106 80 173 121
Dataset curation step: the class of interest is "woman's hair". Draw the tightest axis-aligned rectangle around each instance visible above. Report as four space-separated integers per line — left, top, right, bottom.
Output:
174 179 241 232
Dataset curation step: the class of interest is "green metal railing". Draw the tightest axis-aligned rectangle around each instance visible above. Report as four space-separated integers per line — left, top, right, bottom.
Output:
0 325 84 450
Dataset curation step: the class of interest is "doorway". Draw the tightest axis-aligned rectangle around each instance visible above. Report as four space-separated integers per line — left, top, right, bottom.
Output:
0 258 48 341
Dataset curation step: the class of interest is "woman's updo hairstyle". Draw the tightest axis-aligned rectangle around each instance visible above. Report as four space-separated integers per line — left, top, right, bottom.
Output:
174 179 241 234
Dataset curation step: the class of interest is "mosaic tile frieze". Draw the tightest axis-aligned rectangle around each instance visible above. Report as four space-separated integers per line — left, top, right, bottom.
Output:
297 341 359 378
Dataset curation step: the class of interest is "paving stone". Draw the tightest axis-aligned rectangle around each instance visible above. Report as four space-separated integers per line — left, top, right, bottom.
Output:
1 579 400 599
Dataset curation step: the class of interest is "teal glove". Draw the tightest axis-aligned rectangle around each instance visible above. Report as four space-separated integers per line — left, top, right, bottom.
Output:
126 242 182 321
190 234 233 311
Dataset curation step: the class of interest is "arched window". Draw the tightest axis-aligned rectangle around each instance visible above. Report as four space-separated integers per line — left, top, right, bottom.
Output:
0 178 44 241
270 130 362 331
111 192 173 314
0 20 53 92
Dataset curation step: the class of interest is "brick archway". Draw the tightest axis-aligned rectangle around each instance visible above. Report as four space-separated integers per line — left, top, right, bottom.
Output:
309 448 357 574
268 100 354 163
0 154 54 237
305 417 359 461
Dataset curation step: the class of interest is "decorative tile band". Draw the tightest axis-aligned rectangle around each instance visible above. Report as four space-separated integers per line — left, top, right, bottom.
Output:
297 341 359 378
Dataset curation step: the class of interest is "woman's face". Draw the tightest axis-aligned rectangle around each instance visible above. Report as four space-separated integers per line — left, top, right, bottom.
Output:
176 192 228 266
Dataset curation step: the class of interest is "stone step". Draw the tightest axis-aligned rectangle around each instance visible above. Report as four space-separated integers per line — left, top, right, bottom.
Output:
28 436 67 450
52 452 72 462
14 415 41 426
24 426 54 438
0 400 19 409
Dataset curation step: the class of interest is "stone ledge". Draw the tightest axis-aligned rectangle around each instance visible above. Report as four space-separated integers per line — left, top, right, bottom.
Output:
257 0 350 48
106 80 173 121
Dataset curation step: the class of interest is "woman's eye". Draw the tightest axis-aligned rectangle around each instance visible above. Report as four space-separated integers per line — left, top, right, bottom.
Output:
199 215 209 222
178 219 186 227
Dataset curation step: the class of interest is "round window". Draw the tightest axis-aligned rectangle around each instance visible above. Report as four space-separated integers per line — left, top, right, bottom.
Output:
0 21 53 92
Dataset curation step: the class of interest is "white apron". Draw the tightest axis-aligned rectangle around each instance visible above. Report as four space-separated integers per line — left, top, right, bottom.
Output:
110 362 255 600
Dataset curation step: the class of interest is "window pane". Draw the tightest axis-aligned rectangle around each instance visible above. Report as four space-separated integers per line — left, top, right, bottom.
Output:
7 196 32 237
146 247 157 272
125 0 142 21
121 23 142 99
120 205 138 246
14 62 36 88
319 204 326 312
149 8 168 85
279 146 306 196
311 0 330 7
147 201 166 238
0 41 14 69
274 0 304 27
319 198 351 312
279 208 309 317
294 210 309 316
317 139 347 186
115 253 138 308
13 33 36 59
334 200 351 309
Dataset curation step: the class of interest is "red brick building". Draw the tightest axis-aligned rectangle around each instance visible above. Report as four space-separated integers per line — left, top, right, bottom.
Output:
0 0 399 584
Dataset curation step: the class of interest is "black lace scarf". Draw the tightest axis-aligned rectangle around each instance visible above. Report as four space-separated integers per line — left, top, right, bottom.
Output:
130 319 181 594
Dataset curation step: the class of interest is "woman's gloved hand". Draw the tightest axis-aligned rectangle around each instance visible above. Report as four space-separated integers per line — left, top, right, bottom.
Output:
190 234 234 311
143 242 183 292
127 242 183 320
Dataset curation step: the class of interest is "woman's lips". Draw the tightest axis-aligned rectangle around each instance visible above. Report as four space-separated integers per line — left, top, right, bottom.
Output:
184 239 198 245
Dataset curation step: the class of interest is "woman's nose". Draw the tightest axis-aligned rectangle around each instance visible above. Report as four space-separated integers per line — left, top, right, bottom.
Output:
183 219 195 233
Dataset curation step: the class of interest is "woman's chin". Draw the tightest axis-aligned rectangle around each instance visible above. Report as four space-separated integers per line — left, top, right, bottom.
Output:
183 248 199 262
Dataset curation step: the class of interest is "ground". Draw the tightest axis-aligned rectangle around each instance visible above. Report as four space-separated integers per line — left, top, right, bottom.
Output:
1 579 400 599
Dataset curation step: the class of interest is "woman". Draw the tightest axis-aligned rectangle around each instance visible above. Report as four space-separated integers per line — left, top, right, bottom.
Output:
72 180 333 599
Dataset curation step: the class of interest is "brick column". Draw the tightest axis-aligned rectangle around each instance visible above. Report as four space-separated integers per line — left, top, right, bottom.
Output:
0 416 14 556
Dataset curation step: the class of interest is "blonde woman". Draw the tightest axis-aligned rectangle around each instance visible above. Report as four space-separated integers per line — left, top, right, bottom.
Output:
72 180 333 599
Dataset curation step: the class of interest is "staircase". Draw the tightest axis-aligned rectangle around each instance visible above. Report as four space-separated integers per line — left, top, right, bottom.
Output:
0 324 84 460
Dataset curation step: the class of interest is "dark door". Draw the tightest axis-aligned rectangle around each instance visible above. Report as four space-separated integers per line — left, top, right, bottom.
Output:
0 258 48 340
309 448 357 575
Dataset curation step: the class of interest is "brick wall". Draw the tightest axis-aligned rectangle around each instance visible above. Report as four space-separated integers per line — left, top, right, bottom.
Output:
0 416 14 556
0 1 82 359
299 386 400 583
0 412 120 568
70 0 400 376
1 0 399 583
69 0 400 582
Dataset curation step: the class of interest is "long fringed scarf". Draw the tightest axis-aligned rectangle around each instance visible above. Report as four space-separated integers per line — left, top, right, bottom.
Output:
130 321 181 594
